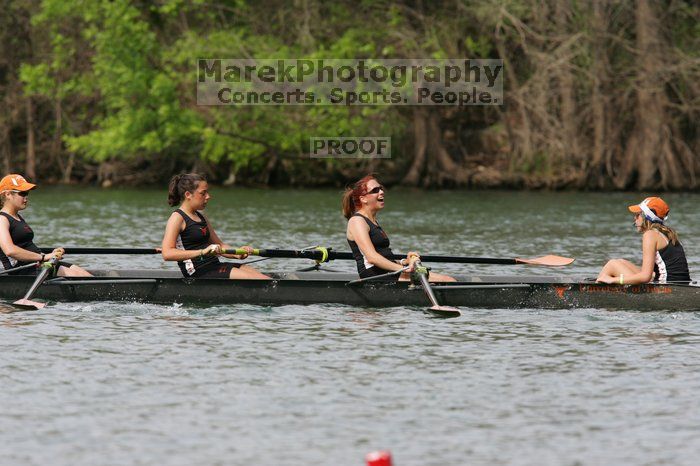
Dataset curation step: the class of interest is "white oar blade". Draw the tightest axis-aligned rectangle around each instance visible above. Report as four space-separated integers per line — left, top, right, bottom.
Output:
516 255 575 266
12 299 46 310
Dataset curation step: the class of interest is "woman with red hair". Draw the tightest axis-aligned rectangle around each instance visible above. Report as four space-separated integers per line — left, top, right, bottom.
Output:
342 175 454 282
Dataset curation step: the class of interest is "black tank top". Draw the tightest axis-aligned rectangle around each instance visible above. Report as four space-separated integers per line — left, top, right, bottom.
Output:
654 235 691 283
174 209 219 276
0 212 41 270
347 213 395 278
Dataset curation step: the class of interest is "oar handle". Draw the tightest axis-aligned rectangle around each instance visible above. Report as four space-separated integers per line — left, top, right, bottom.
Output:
224 248 347 261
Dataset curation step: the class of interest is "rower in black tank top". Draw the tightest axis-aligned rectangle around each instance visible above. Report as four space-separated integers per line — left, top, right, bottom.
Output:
0 212 41 274
347 213 396 278
175 209 222 276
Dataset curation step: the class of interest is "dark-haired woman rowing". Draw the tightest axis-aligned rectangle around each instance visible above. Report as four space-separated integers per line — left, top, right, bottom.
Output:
161 174 269 279
342 175 455 282
597 197 691 285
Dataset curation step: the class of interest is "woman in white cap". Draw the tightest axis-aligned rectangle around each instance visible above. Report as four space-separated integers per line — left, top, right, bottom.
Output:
0 174 91 277
597 197 691 285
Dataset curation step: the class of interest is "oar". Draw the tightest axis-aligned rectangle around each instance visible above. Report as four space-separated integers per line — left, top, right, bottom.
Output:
347 266 409 286
42 247 574 266
225 248 574 266
12 258 59 310
412 261 461 317
0 262 41 276
40 247 159 254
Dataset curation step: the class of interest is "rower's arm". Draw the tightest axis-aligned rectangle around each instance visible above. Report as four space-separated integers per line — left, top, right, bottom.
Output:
347 217 404 272
626 232 657 284
161 213 207 261
0 215 44 262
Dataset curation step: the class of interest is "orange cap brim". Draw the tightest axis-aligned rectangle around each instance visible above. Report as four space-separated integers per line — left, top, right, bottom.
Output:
628 205 641 213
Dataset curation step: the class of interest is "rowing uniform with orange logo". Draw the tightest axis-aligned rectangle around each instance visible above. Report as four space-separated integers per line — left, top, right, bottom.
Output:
174 209 240 278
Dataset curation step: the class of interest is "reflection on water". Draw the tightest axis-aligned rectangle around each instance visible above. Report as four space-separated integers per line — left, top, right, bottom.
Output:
1 189 699 465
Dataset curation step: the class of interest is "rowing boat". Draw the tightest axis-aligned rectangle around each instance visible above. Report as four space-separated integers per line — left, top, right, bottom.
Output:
0 269 698 312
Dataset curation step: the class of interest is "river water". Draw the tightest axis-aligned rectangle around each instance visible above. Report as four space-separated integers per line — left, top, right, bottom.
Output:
1 188 699 466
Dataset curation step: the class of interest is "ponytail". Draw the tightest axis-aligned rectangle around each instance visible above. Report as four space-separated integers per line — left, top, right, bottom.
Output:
168 173 206 206
342 174 377 219
341 188 356 220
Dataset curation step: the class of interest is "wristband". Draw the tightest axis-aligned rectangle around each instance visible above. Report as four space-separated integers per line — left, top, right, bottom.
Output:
400 258 407 266
199 249 204 258
619 274 624 285
40 253 45 262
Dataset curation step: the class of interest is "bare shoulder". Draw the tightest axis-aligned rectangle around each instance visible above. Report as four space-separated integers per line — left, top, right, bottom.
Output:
641 229 663 247
347 215 369 240
167 211 183 221
166 211 185 228
347 215 369 233
347 215 368 228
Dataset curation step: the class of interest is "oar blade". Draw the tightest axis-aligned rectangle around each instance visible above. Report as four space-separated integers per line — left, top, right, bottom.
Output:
516 255 575 266
12 298 46 310
428 305 461 317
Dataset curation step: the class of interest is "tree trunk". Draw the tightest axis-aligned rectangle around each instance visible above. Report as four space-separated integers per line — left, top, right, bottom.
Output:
52 98 67 180
426 110 469 186
62 153 75 184
494 30 532 170
25 97 36 180
554 1 581 181
588 0 609 188
257 151 278 185
1 122 10 174
614 0 686 190
402 107 428 186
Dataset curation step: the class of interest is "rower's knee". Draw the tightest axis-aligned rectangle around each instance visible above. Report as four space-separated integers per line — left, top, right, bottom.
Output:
430 273 456 283
602 258 623 270
69 265 92 277
439 274 457 282
230 265 269 280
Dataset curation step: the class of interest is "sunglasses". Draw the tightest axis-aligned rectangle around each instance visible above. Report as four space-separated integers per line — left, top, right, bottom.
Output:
12 191 29 197
366 185 386 195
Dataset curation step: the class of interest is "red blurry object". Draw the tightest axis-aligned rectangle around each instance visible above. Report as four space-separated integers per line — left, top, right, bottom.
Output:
365 450 392 466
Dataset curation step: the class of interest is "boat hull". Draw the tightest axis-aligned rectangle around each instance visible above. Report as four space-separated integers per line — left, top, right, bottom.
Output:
0 270 698 311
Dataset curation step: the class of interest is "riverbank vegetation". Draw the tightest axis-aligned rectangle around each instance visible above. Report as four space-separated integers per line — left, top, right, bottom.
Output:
1 0 698 189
